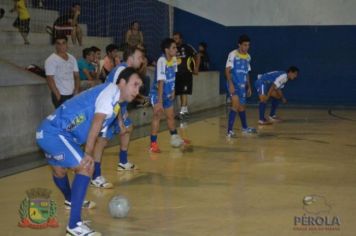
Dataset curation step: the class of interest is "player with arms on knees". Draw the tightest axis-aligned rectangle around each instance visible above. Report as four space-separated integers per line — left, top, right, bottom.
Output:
255 66 299 124
36 67 142 236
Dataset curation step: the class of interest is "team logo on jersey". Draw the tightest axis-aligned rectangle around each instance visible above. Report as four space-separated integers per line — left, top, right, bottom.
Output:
113 103 121 116
66 114 85 131
18 188 58 229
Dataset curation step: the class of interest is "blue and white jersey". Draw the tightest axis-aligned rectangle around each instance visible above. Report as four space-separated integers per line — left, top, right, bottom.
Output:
258 71 288 89
150 55 177 99
105 62 128 84
41 83 121 144
226 49 251 84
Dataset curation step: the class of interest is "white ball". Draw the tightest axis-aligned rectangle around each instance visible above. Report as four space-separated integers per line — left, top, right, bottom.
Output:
108 195 130 218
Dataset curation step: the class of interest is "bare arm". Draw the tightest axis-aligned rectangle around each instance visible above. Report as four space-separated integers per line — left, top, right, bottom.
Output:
73 72 80 94
84 113 106 156
46 75 61 100
225 67 235 95
193 54 200 75
125 30 131 43
246 73 252 97
83 69 94 81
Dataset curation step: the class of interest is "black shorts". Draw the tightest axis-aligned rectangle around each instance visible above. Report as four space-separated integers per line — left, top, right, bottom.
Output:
51 93 73 108
175 72 193 95
13 17 30 34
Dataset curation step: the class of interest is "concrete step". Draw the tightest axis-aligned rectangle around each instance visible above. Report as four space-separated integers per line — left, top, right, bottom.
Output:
0 43 111 67
0 30 112 46
0 16 88 35
0 5 88 35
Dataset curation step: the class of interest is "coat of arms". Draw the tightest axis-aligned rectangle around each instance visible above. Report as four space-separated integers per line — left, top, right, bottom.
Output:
18 188 59 229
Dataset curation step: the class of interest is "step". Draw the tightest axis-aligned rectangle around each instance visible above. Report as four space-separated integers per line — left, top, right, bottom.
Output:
0 16 88 35
0 30 112 46
0 7 88 35
0 4 59 23
0 43 111 67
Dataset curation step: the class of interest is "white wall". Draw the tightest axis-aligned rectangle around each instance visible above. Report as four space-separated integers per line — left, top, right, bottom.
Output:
159 0 356 26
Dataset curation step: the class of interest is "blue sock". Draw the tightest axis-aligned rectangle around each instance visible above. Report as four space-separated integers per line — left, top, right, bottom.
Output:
259 102 266 121
119 150 128 164
270 98 279 117
239 111 248 129
92 162 101 179
53 175 71 202
69 174 90 229
170 129 177 135
227 110 237 132
150 135 157 143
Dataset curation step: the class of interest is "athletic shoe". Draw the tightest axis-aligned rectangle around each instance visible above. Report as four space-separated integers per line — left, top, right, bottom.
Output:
90 176 113 189
117 162 136 171
269 115 283 122
150 142 161 153
66 221 101 236
258 119 272 125
226 130 237 138
241 127 257 134
64 200 96 210
171 134 184 147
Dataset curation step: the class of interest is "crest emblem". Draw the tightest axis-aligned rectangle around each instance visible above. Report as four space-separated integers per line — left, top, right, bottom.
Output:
18 188 59 229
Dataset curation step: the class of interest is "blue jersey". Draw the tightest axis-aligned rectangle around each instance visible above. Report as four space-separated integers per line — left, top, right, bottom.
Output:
258 71 288 89
106 62 128 84
226 49 251 84
150 55 177 99
39 83 121 144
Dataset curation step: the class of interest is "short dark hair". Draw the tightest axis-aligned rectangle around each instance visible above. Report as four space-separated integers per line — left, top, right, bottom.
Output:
173 32 183 39
287 66 299 73
238 34 250 44
72 2 80 7
82 48 94 58
106 44 119 54
160 38 175 53
54 35 68 43
116 67 142 84
199 42 207 50
90 46 101 53
123 46 144 61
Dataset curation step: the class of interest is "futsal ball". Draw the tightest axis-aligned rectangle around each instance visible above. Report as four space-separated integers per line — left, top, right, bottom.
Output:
108 195 130 218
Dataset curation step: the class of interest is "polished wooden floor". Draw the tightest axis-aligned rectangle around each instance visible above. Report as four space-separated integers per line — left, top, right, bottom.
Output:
1 108 356 236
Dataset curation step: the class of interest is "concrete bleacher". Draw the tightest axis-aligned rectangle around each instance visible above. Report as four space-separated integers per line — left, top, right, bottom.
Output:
0 2 112 67
0 1 225 176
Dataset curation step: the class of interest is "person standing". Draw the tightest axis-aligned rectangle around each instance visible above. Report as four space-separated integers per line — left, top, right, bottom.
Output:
173 32 200 120
45 35 80 108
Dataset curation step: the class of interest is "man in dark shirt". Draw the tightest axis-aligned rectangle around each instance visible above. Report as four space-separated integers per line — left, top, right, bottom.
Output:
173 32 200 120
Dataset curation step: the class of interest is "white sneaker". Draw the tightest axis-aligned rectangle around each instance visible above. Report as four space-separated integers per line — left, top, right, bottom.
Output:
226 130 237 138
66 221 101 236
64 200 96 210
90 176 113 189
269 115 283 122
117 162 136 171
171 134 184 148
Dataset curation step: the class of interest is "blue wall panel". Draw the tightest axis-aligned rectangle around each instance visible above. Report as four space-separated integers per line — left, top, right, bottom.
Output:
174 8 356 105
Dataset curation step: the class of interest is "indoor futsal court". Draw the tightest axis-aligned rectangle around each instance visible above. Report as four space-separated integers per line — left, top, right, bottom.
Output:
0 0 356 236
1 108 356 235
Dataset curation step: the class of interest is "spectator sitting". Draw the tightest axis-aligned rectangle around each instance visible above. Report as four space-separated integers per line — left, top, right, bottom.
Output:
198 42 210 71
100 43 119 81
90 46 102 79
78 47 100 91
10 0 30 45
50 3 83 46
125 21 144 48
